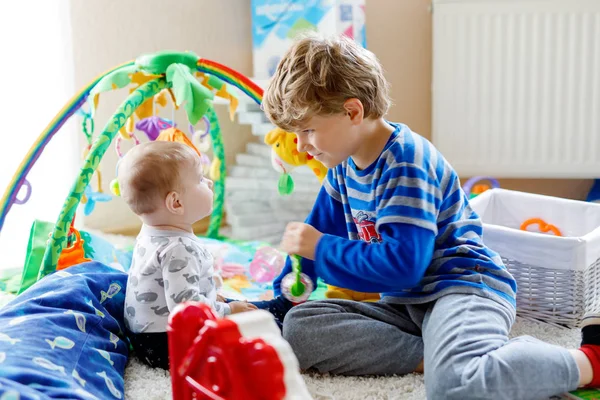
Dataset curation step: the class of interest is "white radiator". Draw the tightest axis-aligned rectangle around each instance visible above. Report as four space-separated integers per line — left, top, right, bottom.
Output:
432 0 600 178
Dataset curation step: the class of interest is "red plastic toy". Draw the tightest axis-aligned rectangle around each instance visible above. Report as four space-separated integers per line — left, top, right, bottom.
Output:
168 302 311 400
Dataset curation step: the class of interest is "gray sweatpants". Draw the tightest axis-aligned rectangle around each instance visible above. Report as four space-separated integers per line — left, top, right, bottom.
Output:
283 293 581 400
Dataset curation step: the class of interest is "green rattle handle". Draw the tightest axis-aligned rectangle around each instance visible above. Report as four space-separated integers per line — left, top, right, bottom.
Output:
290 255 305 297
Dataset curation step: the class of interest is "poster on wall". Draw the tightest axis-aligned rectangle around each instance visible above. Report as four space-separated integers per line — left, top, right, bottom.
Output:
251 0 367 79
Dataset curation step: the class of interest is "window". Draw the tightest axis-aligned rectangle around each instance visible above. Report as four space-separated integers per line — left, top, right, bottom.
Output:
0 0 78 270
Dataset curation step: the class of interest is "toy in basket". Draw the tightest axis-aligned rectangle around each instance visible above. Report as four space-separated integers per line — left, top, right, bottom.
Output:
470 188 600 328
167 302 312 400
462 176 500 199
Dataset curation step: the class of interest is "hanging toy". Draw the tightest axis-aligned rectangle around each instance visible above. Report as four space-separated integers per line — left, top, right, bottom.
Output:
264 128 328 196
81 171 112 216
278 171 294 196
115 131 141 158
13 179 32 205
190 116 211 152
273 157 294 195
136 116 176 141
274 159 294 195
110 158 123 197
118 115 136 140
280 255 313 303
79 110 112 215
249 246 285 283
110 179 120 197
190 117 212 174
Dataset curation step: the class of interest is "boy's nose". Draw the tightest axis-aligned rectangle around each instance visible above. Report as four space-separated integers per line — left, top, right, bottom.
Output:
206 178 214 189
296 135 310 153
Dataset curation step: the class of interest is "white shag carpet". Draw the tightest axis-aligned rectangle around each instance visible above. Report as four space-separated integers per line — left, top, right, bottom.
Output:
123 317 581 400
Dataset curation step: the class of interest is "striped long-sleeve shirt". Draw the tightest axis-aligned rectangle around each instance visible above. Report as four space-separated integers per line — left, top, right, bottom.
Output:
274 122 517 309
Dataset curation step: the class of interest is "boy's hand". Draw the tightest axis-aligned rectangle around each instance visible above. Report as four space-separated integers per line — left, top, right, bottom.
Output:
280 222 323 260
216 294 226 303
229 301 258 314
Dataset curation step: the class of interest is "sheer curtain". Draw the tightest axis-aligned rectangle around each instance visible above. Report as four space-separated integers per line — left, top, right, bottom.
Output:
0 0 78 270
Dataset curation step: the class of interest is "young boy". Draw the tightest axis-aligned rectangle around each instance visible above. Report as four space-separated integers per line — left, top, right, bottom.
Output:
262 33 600 399
119 141 258 369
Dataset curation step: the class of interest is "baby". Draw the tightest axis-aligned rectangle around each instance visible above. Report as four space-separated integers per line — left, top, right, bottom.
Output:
119 141 257 369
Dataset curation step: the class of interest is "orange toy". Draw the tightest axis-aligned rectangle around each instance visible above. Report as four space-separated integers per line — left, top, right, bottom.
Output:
156 127 201 157
520 218 563 236
56 228 91 270
472 184 491 196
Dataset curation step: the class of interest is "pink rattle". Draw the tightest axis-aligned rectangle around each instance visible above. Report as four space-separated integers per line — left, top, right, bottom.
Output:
249 247 285 283
115 131 141 158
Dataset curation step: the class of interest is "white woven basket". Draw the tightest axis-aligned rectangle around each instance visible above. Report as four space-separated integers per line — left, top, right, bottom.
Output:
470 189 600 328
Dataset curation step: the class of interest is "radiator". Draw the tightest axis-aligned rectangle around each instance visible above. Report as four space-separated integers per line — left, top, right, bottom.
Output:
432 0 600 178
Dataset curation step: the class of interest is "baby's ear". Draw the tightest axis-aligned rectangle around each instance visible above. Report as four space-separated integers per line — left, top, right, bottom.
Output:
165 191 184 215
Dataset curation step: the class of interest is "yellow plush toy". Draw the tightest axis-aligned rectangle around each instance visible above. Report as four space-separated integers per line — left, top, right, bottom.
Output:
264 128 380 302
264 127 328 179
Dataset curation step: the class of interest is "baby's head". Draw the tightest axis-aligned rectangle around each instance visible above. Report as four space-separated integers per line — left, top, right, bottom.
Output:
261 33 391 167
118 141 213 226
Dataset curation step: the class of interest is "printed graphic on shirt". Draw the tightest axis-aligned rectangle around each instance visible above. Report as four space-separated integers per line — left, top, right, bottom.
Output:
353 211 382 244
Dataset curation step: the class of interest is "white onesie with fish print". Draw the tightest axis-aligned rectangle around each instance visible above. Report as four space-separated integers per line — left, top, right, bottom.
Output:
124 225 230 333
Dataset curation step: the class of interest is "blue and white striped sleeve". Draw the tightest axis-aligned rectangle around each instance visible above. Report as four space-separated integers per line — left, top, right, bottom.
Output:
375 163 441 234
314 163 440 292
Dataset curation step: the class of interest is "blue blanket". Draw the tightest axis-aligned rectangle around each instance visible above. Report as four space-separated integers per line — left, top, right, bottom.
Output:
0 262 129 400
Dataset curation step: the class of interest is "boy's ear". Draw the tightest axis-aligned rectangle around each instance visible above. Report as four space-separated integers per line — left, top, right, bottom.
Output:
165 191 184 215
343 98 364 125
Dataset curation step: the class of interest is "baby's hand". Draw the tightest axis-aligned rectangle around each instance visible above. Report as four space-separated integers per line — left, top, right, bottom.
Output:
229 301 258 314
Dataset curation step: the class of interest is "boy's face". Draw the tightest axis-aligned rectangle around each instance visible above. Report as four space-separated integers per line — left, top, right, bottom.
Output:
179 160 214 223
294 113 359 168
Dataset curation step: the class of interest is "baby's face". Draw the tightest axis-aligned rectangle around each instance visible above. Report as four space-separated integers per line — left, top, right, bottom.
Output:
179 160 214 223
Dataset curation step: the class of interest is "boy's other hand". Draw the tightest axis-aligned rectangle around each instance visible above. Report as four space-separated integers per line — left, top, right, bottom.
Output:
216 294 226 303
229 301 258 314
281 222 323 260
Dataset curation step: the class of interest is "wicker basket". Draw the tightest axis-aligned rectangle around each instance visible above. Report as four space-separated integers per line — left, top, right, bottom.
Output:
470 189 600 328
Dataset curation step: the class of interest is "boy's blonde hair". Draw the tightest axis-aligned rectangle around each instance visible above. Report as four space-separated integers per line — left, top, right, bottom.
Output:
262 33 391 132
117 141 199 215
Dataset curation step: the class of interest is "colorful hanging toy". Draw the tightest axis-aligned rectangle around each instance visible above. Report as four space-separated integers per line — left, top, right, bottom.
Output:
78 107 113 215
0 50 263 283
136 116 176 141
